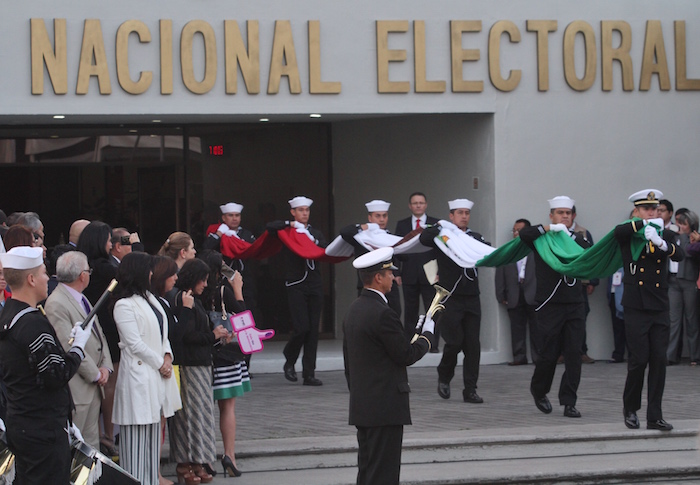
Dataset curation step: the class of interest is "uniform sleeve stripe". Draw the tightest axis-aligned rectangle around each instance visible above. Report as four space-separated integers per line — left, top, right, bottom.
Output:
37 354 65 372
28 333 57 353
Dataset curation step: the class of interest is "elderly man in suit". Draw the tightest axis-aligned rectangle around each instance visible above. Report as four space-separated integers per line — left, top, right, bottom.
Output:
495 219 539 365
45 250 113 449
343 247 436 485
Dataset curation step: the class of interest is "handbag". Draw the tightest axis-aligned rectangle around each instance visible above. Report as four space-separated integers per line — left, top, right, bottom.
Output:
208 285 234 333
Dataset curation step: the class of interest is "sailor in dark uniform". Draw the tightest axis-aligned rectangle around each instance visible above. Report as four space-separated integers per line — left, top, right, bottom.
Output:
616 189 683 431
0 246 91 485
273 196 327 386
343 247 435 485
519 195 591 418
339 199 402 316
419 198 487 404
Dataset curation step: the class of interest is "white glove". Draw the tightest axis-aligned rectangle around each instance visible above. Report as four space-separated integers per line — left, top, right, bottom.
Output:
549 223 568 233
69 422 84 442
0 417 5 432
415 315 425 331
293 223 315 242
644 224 667 250
438 220 458 232
421 315 435 335
365 223 379 231
70 322 91 352
217 223 237 238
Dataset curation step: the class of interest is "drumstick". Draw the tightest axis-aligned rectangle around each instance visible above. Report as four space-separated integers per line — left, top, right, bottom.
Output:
68 279 118 345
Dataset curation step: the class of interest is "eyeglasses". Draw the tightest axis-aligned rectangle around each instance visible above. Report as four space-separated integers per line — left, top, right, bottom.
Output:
81 268 93 275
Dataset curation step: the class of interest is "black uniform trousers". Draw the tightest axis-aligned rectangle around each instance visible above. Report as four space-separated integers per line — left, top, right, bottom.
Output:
437 295 481 392
508 288 539 364
402 283 436 340
623 307 669 421
283 279 323 378
609 297 626 362
530 302 585 406
7 426 71 485
356 425 403 485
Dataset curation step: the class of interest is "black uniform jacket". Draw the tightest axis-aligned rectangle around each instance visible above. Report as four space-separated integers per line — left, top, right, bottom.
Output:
519 225 591 307
614 219 684 311
419 225 485 297
343 289 433 427
394 215 439 285
0 299 82 430
203 227 256 272
280 224 327 285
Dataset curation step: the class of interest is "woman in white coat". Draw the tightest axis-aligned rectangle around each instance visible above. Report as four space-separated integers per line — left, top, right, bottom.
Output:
112 252 182 485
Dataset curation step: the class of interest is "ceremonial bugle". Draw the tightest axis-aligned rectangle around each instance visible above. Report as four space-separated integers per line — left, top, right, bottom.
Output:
411 284 449 343
67 279 118 345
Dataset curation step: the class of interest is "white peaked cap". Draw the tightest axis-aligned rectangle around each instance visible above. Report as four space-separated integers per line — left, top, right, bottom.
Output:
448 199 474 210
0 246 43 270
547 196 575 210
220 202 243 214
365 200 391 212
352 246 398 271
628 189 663 206
288 196 313 208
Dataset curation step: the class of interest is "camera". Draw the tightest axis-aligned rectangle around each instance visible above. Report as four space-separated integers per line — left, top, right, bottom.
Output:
119 235 131 245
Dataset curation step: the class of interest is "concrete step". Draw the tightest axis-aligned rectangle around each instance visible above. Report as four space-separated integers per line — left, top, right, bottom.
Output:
191 421 700 484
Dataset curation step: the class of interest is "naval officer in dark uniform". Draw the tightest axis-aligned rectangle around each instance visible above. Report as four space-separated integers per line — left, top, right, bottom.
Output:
615 189 683 431
339 199 402 316
419 198 487 404
519 196 591 418
343 246 435 485
0 246 91 485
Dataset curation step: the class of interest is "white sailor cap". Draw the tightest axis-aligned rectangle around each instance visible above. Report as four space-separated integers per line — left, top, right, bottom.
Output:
288 196 313 209
448 198 474 211
365 200 391 212
352 247 398 271
547 196 575 210
220 202 243 214
628 189 663 206
0 246 44 270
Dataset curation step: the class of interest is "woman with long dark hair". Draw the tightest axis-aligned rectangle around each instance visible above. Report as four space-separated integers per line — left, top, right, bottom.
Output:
200 250 251 477
112 252 180 485
170 258 228 483
78 220 121 457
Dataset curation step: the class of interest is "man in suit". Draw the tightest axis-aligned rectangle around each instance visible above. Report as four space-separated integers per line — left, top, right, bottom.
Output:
278 196 327 386
495 219 539 365
395 192 439 342
616 189 683 431
44 250 113 449
340 199 401 316
420 198 487 404
68 219 90 247
109 227 143 268
343 247 435 485
0 246 91 484
519 196 591 418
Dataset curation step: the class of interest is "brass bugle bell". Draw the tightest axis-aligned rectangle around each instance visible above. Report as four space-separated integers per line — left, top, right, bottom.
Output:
411 284 449 343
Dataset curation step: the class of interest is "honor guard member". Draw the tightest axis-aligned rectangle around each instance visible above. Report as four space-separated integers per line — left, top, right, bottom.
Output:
275 196 327 386
343 247 435 485
616 189 683 431
340 199 402 316
0 246 91 484
419 198 487 404
519 196 591 418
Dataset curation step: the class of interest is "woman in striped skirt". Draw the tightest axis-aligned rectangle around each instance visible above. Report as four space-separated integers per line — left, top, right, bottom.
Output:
201 250 252 477
171 258 229 483
112 252 181 485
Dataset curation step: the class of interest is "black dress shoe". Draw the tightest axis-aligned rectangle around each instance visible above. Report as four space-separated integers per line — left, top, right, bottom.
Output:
647 419 673 431
531 390 552 414
623 409 640 429
283 363 298 382
564 405 581 418
437 382 450 399
463 390 483 403
303 376 323 386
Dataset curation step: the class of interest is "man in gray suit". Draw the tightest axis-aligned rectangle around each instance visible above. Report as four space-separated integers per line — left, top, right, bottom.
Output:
495 219 539 365
45 251 113 448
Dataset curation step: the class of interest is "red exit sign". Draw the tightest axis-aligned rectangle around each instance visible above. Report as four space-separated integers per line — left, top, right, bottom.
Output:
209 145 224 156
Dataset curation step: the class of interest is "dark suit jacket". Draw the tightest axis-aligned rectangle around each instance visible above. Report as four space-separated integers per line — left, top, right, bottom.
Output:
394 215 439 285
343 289 433 427
615 219 684 311
495 253 536 308
281 225 327 285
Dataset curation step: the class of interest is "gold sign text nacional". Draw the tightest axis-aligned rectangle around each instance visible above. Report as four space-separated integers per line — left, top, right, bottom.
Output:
30 19 700 96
